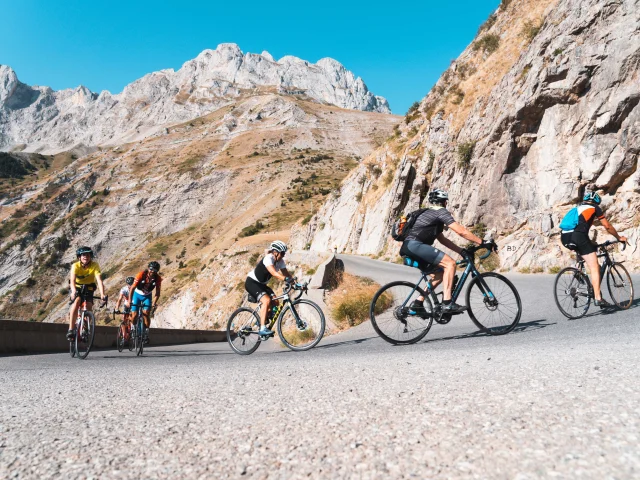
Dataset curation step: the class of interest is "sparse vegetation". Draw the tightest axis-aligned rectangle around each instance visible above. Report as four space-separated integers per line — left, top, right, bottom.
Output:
239 220 265 238
477 13 497 35
355 192 363 202
328 274 391 328
473 34 500 54
457 141 476 168
553 48 563 56
548 266 561 274
248 252 260 266
521 19 543 42
518 266 531 274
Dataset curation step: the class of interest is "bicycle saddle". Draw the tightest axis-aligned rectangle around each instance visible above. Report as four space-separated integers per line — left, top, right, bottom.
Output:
247 294 258 303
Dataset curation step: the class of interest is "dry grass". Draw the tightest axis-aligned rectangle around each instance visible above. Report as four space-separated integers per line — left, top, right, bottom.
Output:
328 273 390 328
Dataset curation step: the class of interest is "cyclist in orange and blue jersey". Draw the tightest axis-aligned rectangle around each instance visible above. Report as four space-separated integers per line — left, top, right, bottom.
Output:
127 262 162 344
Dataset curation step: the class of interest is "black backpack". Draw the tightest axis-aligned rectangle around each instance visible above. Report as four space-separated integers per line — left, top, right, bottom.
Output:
391 208 427 242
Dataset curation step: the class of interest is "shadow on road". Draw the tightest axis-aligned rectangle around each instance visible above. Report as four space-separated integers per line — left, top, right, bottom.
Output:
312 336 379 350
418 318 555 345
570 296 640 320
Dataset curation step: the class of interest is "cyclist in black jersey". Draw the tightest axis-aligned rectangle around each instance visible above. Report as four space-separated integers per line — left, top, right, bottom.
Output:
560 191 627 307
245 240 293 336
400 189 494 314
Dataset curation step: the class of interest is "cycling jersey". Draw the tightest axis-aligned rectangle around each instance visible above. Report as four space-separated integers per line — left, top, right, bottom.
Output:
133 270 162 296
248 254 286 284
405 206 456 245
71 261 101 286
119 285 130 298
565 203 606 235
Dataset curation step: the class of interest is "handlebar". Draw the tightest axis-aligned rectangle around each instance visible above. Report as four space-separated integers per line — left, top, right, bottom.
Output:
598 239 627 251
457 243 496 265
70 293 108 307
282 279 308 299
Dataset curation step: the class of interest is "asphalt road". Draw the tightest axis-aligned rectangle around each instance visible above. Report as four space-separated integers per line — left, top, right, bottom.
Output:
1 254 639 479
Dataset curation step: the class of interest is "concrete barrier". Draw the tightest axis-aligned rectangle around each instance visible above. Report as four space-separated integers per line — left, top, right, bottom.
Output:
0 320 226 355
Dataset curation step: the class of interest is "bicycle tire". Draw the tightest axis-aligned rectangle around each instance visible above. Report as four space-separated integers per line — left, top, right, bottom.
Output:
128 322 136 352
226 307 262 355
70 338 76 358
370 281 433 345
117 323 124 352
553 267 591 319
466 272 522 335
75 311 95 360
277 299 326 351
607 262 634 309
136 319 144 356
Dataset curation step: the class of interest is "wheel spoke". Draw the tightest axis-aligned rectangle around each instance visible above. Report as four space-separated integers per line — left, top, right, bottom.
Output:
467 273 521 334
278 300 325 351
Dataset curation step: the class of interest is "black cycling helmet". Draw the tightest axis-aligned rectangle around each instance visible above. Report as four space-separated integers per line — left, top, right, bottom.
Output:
148 261 160 272
428 188 449 205
125 276 135 285
583 191 602 205
76 246 93 258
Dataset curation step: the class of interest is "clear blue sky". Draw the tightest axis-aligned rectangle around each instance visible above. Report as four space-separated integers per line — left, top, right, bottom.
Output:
1 0 500 114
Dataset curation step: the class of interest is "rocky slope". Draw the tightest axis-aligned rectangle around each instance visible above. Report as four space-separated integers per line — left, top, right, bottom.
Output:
0 86 399 326
0 43 390 154
293 0 640 272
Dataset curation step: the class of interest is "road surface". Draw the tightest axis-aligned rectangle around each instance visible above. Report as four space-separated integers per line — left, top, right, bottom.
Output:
1 254 638 478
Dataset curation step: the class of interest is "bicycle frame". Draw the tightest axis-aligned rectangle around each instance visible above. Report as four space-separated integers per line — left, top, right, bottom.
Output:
251 283 307 332
400 253 495 311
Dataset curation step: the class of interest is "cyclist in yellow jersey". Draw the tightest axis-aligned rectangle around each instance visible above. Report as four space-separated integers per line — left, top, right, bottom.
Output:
67 246 107 340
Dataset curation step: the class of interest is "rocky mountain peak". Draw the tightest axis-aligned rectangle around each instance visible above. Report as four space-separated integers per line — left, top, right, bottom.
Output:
0 44 391 153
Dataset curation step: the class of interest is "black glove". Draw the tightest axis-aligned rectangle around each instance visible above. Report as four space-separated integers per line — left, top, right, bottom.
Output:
285 277 294 284
481 241 498 252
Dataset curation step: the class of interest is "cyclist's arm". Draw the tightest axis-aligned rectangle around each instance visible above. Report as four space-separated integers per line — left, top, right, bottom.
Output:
95 272 106 300
70 270 77 298
266 265 288 281
128 279 139 306
115 293 124 310
598 217 627 242
448 222 482 245
436 232 463 255
153 285 161 307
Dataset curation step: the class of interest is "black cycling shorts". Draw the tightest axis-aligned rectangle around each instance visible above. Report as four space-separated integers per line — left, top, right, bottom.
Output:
400 240 446 270
75 283 96 301
245 277 274 302
561 231 597 256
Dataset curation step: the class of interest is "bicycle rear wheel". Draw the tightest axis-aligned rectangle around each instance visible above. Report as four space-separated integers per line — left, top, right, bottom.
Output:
277 299 325 351
554 267 591 319
607 263 634 309
370 281 433 345
466 273 522 335
226 308 262 355
75 312 95 359
117 324 124 352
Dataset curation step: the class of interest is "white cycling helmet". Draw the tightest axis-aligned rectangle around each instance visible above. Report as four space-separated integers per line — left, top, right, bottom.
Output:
270 240 288 253
428 188 449 204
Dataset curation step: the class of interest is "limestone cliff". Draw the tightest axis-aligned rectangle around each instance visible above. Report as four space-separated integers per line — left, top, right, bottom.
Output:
0 44 390 154
293 0 640 271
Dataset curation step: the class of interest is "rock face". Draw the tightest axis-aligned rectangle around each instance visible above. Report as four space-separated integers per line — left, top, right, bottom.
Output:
0 44 390 154
293 0 640 271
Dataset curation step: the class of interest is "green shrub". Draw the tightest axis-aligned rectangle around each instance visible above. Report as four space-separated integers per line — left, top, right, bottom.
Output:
355 192 363 202
301 214 313 225
248 252 260 266
519 266 531 274
329 274 392 327
471 223 487 238
457 141 476 168
239 220 265 238
553 48 563 56
548 266 561 274
473 34 500 54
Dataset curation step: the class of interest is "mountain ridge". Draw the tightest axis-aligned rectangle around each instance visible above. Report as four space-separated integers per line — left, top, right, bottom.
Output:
0 43 390 154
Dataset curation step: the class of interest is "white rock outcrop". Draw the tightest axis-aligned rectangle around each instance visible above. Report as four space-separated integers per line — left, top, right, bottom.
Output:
0 44 390 154
294 0 640 271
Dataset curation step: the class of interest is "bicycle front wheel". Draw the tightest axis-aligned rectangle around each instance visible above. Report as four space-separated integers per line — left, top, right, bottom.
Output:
136 320 144 356
554 267 591 319
607 262 634 309
117 324 124 352
75 312 95 359
277 299 325 351
466 273 522 335
370 281 433 345
227 308 262 355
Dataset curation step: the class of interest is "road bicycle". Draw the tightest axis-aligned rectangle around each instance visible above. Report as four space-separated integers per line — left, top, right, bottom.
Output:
553 240 633 319
369 244 522 345
128 303 156 356
226 281 325 355
113 308 134 353
69 291 107 359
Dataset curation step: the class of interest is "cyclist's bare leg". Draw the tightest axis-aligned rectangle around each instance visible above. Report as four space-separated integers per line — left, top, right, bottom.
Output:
142 309 151 328
416 272 442 302
69 297 81 330
259 295 271 327
438 254 456 302
582 252 603 300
